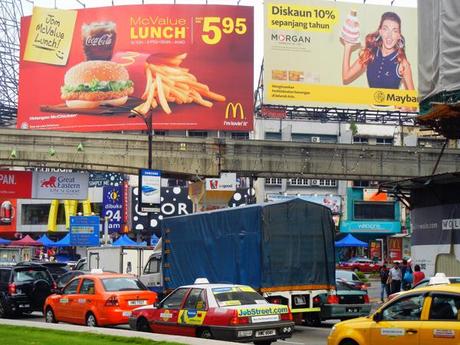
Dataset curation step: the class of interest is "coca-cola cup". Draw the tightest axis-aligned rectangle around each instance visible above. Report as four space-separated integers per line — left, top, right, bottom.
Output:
82 21 117 61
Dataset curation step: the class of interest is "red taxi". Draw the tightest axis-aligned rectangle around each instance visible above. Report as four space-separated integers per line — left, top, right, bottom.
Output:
129 278 294 345
43 273 157 327
337 257 380 273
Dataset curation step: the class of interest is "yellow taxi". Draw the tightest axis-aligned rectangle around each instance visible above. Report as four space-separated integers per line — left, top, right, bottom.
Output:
328 284 460 345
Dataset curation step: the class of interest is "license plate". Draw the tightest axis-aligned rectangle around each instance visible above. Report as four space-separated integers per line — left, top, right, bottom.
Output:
346 307 360 313
128 300 147 306
19 304 30 308
255 329 276 337
122 311 132 317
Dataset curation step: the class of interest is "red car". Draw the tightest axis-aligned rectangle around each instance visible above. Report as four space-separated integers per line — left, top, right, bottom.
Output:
337 257 380 273
129 279 294 345
44 273 157 327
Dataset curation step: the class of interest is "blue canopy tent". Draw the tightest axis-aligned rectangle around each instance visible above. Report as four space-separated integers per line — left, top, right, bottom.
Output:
335 234 368 248
0 237 11 245
53 233 71 247
37 234 56 247
113 234 145 246
150 234 159 247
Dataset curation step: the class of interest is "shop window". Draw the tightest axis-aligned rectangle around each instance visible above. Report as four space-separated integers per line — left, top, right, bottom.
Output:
266 178 282 185
231 132 249 140
265 132 282 141
376 137 393 145
353 136 368 144
188 131 208 138
354 201 395 220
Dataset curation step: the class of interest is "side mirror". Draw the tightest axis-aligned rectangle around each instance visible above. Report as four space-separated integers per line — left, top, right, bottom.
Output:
373 311 382 322
153 301 160 308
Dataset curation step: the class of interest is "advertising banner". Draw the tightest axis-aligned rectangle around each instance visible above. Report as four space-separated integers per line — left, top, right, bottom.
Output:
139 169 161 212
131 186 192 235
388 237 403 262
0 199 17 234
266 193 341 214
102 185 124 233
69 215 100 246
32 171 89 200
18 5 253 132
411 203 460 276
0 171 32 199
264 0 418 110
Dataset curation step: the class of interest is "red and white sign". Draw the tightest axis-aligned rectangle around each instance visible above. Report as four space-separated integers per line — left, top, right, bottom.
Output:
205 173 237 191
0 171 32 198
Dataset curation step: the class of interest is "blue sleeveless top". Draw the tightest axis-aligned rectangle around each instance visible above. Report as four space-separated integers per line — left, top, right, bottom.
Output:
366 48 401 89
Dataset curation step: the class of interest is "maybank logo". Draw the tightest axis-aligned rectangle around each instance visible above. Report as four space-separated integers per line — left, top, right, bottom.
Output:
373 90 417 105
373 91 385 103
225 102 245 120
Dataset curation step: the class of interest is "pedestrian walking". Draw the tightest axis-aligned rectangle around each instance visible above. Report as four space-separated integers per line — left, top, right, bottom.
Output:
379 264 390 302
389 261 402 294
413 264 425 285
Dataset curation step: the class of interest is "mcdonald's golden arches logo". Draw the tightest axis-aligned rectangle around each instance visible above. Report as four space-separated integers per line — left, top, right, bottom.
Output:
225 102 245 120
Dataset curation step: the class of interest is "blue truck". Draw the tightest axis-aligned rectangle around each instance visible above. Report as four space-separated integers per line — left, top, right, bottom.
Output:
140 198 336 325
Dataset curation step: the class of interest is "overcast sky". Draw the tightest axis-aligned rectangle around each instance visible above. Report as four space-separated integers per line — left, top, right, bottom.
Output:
20 0 417 87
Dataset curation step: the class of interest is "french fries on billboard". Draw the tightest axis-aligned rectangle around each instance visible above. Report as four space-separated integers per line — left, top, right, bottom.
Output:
132 53 225 116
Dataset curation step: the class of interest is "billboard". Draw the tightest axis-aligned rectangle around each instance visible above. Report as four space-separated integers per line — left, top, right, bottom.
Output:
139 169 161 212
18 5 253 132
264 0 417 110
0 171 32 199
102 185 124 233
32 171 89 200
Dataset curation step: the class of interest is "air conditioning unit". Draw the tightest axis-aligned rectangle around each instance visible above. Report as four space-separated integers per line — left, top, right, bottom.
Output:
311 136 321 143
310 179 319 186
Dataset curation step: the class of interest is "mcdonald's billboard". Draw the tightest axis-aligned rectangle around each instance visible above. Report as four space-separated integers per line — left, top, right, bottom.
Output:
18 5 254 132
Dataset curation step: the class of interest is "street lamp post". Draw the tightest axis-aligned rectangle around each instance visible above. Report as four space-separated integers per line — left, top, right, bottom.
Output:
129 109 153 169
129 109 154 243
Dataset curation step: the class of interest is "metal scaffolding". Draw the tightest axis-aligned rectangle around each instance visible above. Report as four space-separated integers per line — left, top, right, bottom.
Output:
0 0 23 127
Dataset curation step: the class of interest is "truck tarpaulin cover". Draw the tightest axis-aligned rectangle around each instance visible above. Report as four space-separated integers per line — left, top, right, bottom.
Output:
162 198 335 290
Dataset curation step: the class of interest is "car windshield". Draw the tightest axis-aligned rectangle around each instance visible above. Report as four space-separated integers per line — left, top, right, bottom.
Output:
212 286 268 307
13 268 52 283
448 278 460 283
101 277 147 292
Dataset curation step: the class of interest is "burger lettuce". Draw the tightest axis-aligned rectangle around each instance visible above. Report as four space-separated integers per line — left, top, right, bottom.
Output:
61 80 133 94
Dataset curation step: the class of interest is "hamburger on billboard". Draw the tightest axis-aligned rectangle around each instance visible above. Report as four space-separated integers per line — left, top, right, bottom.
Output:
18 5 253 132
264 0 417 111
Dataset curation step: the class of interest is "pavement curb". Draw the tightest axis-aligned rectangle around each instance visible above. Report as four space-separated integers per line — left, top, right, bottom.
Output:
0 318 236 344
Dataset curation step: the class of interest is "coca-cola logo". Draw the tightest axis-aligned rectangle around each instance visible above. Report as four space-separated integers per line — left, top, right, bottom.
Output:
85 33 113 46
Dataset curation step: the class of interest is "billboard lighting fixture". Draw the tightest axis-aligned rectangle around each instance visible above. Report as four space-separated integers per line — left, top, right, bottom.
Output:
77 142 84 152
9 149 16 159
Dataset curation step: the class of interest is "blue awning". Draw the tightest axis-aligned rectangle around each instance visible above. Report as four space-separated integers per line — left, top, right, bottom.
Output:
335 234 368 247
37 234 56 247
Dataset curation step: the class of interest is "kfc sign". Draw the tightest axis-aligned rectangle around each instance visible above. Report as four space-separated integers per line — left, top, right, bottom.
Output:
0 171 32 198
205 173 237 191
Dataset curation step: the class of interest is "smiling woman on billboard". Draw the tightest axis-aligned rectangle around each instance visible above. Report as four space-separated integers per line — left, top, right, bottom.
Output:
341 11 414 93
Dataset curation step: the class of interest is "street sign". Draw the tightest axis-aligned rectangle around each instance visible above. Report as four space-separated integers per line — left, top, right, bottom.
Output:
69 216 100 246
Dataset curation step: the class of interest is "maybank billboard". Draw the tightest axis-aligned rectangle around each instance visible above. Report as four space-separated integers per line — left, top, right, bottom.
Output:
264 0 418 110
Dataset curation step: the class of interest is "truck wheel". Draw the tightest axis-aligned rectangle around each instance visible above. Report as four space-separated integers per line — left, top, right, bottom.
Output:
303 313 321 327
198 328 213 339
137 317 150 332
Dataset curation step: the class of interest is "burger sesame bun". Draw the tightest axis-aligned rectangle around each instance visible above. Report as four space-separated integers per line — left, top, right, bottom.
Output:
64 60 129 86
